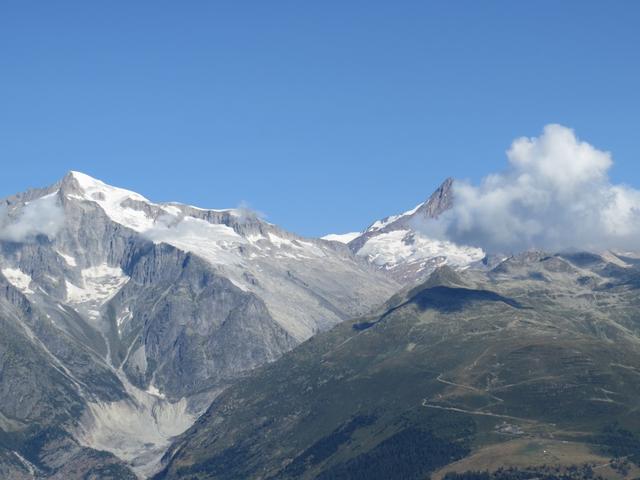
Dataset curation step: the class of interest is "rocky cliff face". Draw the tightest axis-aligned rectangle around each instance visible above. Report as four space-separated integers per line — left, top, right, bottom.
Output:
0 172 399 477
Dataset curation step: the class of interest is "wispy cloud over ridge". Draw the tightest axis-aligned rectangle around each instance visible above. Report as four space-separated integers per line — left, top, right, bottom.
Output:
0 193 65 242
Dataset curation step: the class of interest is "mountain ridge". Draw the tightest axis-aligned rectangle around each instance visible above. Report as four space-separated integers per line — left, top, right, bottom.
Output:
323 177 484 283
0 171 400 477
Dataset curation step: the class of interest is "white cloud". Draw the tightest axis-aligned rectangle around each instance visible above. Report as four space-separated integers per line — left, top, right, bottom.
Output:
418 124 640 252
0 193 65 242
235 201 266 224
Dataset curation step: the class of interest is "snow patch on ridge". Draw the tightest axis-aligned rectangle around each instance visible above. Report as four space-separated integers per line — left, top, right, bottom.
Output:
68 171 237 234
145 217 244 266
57 250 77 267
68 171 156 232
66 172 328 270
1 268 35 294
65 264 129 305
366 203 422 232
356 230 484 269
321 232 361 244
65 264 129 321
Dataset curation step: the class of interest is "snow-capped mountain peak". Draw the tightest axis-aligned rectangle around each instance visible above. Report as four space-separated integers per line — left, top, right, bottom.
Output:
0 172 398 476
341 178 484 282
55 171 396 340
362 177 454 235
67 170 148 203
63 171 159 232
61 171 239 233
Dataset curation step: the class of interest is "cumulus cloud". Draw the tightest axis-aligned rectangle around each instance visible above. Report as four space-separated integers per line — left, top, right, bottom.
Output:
0 194 65 243
418 124 640 253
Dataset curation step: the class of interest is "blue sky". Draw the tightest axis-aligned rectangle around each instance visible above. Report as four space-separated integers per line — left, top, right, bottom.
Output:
1 2 639 237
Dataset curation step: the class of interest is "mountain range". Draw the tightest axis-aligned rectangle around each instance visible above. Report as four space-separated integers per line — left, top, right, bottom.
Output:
155 251 640 479
2 172 640 479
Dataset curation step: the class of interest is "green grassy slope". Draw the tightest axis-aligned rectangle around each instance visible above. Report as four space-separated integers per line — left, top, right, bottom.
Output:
156 254 640 479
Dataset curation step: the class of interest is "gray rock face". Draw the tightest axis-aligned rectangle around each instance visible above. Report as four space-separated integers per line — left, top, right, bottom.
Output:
413 176 454 218
0 171 399 478
115 245 297 398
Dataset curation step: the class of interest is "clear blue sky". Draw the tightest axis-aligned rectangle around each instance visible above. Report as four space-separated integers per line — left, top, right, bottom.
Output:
1 1 639 237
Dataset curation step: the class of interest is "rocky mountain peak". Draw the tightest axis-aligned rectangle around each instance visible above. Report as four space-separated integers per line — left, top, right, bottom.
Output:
415 176 454 219
338 178 484 283
420 263 466 289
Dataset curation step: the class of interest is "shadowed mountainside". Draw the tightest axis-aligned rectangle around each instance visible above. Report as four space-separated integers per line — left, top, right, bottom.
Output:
156 253 640 479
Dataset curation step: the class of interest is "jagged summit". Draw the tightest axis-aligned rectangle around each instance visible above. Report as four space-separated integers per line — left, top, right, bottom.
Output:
63 170 150 201
357 177 454 238
331 178 484 283
58 171 244 233
413 176 454 219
